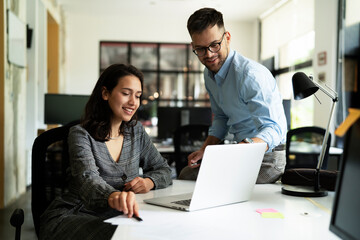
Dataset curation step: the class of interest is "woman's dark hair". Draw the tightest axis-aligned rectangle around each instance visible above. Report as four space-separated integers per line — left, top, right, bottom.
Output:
187 8 224 36
81 64 144 141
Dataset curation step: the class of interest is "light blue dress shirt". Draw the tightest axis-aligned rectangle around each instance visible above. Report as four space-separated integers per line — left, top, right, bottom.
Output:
205 50 287 152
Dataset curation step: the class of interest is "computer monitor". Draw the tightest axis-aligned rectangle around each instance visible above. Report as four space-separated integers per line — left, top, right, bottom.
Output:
329 118 360 240
44 94 89 125
157 107 212 139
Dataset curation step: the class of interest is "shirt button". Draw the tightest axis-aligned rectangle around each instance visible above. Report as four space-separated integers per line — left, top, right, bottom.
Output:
121 174 127 181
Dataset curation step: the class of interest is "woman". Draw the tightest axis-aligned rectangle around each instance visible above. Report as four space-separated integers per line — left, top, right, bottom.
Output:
40 64 172 239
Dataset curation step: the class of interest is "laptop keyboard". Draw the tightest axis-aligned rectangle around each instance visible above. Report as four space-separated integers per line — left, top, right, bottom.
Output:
171 199 192 206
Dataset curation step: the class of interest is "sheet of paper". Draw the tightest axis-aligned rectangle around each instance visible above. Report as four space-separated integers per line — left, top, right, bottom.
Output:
105 208 187 226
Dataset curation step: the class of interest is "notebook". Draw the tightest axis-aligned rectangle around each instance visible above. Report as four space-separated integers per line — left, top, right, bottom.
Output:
144 142 267 211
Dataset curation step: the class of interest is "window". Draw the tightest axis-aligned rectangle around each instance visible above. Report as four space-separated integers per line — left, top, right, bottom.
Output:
260 0 315 129
278 32 315 128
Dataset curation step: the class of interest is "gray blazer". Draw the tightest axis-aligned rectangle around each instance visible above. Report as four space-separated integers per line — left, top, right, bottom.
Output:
67 122 173 210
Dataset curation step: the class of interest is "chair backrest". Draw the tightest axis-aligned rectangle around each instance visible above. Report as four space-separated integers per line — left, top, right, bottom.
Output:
285 126 331 170
173 124 209 176
31 121 78 236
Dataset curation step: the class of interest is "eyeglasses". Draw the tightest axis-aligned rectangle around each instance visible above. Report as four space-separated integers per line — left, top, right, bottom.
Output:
192 32 226 57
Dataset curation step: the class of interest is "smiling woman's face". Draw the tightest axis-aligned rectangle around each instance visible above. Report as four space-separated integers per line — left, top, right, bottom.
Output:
102 74 142 123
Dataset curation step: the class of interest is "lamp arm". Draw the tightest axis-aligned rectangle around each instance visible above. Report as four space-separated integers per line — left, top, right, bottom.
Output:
312 80 338 101
313 81 338 191
316 99 337 170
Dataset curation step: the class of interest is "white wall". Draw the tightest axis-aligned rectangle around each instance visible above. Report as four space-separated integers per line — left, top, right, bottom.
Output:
346 0 360 26
3 0 28 206
313 0 338 132
26 0 49 186
261 0 314 60
227 20 259 60
1 0 63 207
61 13 258 95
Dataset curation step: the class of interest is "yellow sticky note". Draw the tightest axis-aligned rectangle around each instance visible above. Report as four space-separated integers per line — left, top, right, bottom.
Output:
261 212 284 219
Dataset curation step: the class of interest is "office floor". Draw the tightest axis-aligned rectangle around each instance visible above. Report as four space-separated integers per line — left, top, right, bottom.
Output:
0 188 37 240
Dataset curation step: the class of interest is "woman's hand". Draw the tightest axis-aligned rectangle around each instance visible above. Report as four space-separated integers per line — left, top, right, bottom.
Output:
108 191 139 218
123 177 154 193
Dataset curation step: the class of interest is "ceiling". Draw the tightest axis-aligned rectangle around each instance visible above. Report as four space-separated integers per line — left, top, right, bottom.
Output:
55 0 285 22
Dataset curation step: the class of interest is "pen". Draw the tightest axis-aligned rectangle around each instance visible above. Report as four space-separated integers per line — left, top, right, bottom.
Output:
133 216 143 222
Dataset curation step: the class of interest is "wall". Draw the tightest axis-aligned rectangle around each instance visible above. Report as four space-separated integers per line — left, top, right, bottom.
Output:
313 0 338 132
346 0 360 26
2 0 27 207
0 0 5 208
0 0 62 208
61 12 258 95
261 0 314 60
227 20 259 60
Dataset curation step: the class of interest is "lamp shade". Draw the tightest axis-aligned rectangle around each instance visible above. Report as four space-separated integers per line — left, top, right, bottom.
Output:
292 72 319 100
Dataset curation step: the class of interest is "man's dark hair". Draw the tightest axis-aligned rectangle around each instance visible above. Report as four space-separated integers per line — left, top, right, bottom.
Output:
81 64 144 141
187 8 224 36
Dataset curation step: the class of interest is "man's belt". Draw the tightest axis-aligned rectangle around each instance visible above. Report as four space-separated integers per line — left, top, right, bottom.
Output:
272 144 286 152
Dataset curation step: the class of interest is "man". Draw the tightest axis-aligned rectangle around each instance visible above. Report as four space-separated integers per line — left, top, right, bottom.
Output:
178 8 287 183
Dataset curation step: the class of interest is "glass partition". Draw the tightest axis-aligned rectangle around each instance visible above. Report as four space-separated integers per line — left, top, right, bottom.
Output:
159 44 187 71
131 43 157 70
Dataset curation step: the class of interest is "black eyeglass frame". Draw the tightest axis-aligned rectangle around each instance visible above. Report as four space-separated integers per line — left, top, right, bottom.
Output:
192 32 227 57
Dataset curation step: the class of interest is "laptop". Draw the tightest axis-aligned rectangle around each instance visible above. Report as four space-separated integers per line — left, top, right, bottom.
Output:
144 142 267 211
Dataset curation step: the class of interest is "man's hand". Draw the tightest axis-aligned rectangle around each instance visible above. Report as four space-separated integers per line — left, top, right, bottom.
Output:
187 149 204 168
187 135 221 168
123 177 154 193
108 191 139 218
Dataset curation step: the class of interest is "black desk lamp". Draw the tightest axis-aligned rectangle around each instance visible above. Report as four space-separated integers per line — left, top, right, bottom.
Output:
282 72 338 197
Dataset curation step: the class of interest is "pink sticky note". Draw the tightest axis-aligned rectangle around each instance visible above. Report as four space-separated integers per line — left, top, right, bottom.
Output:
256 208 278 214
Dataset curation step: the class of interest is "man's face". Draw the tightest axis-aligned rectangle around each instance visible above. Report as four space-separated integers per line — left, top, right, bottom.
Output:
191 24 231 73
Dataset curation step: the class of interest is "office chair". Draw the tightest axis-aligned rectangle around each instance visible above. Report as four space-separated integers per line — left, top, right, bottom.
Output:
10 208 24 240
31 120 79 236
285 126 331 170
173 124 209 177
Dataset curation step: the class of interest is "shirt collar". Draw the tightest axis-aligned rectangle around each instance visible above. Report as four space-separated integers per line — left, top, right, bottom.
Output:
207 49 235 85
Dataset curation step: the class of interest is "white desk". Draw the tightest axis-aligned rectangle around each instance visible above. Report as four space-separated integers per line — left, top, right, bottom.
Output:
329 146 343 155
153 142 175 153
111 180 340 240
290 142 343 155
156 144 343 156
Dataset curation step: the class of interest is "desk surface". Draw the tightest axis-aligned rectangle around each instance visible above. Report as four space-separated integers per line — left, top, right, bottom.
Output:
155 142 343 155
290 142 343 156
329 146 343 155
110 180 340 240
153 142 174 153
